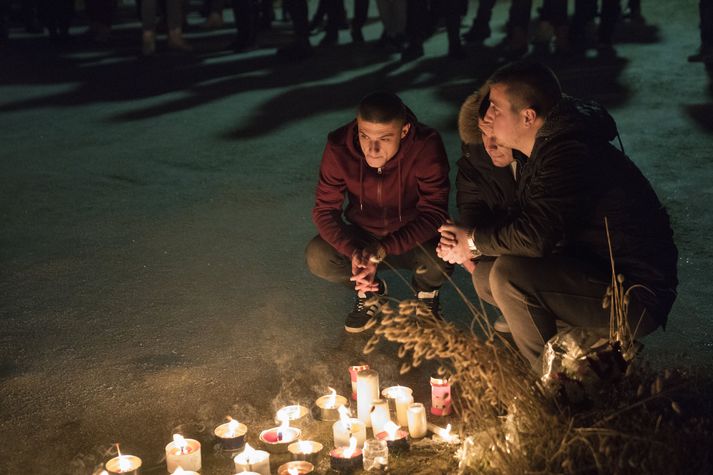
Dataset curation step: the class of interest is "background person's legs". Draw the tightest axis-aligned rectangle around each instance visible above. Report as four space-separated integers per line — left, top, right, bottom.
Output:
475 255 662 368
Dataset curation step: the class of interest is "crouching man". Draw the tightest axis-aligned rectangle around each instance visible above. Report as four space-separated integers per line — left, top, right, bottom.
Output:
439 61 678 368
307 91 453 333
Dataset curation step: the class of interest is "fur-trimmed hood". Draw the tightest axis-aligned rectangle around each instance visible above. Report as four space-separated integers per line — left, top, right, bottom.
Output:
458 85 489 145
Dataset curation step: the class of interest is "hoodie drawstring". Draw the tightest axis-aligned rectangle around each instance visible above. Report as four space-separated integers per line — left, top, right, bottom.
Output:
359 158 364 211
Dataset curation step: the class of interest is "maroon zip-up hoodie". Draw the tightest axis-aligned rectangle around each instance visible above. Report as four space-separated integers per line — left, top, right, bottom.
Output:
312 114 450 257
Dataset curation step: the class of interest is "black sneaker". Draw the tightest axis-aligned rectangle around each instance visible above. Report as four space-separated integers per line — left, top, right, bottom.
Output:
416 290 443 320
344 280 387 333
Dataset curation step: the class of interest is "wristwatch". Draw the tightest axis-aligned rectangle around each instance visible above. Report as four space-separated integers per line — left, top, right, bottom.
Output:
466 228 482 259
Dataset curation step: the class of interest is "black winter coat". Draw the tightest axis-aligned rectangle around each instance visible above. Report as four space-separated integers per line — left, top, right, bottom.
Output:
474 96 678 323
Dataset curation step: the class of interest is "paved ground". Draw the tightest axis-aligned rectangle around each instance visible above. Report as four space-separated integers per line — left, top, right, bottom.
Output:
1 0 711 473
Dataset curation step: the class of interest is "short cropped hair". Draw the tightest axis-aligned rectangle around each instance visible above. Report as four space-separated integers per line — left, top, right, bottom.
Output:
487 61 562 118
357 91 407 124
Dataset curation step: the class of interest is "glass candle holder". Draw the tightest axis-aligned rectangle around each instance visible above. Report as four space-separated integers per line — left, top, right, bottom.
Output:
362 438 388 472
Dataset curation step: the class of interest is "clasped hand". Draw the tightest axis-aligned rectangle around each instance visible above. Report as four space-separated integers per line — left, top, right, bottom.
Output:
350 248 380 293
437 220 473 266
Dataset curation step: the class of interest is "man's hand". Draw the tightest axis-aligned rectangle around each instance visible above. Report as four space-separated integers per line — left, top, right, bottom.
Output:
437 222 473 265
350 249 380 293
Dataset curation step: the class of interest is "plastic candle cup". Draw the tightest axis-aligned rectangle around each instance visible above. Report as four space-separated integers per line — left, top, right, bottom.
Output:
362 438 389 472
407 402 428 438
234 443 271 475
165 434 201 473
430 376 452 416
348 364 369 400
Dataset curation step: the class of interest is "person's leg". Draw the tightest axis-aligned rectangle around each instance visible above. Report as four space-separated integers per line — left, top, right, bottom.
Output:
463 0 496 43
485 255 661 368
351 0 368 41
442 0 465 57
305 235 353 287
231 0 257 49
279 0 312 57
598 0 621 47
505 0 532 56
570 0 596 48
321 0 342 44
402 0 429 60
701 0 713 52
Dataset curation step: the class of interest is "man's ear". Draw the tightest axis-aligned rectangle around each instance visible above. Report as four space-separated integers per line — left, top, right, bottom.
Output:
521 107 539 127
401 122 411 139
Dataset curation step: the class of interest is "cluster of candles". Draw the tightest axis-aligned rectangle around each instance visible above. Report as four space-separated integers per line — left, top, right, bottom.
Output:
102 364 457 474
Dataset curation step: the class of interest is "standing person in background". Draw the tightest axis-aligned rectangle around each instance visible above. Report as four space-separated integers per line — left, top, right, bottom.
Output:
376 0 407 51
689 0 713 62
141 0 190 55
37 0 74 42
278 0 313 58
85 0 116 43
307 91 452 333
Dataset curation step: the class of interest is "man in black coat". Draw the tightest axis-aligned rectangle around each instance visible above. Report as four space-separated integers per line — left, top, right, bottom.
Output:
439 61 678 368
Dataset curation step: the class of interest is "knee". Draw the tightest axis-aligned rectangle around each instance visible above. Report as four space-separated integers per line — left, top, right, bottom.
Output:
489 255 535 302
304 235 335 279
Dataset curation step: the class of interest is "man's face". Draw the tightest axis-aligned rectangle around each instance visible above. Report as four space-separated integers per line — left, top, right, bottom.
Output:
356 116 410 169
486 84 524 151
479 118 514 168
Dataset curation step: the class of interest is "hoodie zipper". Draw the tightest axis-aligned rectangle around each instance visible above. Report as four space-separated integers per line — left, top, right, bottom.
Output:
377 167 386 227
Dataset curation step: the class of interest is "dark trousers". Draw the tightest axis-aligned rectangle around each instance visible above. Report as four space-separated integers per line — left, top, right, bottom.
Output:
405 0 430 46
469 0 497 32
232 0 257 43
473 255 663 368
570 0 621 45
86 0 116 26
37 0 74 36
701 0 713 47
285 0 309 40
305 234 453 294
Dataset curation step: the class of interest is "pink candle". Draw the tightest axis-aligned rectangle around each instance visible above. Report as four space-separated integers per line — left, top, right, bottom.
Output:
430 376 452 416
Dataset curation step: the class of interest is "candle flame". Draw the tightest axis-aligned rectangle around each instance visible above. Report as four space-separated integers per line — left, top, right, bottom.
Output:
100 471 109 475
443 424 453 442
288 468 300 475
172 434 189 454
226 416 240 437
337 405 351 425
343 436 357 458
172 468 186 474
241 443 257 464
118 456 132 472
277 413 291 441
297 440 313 454
384 420 400 439
325 387 337 409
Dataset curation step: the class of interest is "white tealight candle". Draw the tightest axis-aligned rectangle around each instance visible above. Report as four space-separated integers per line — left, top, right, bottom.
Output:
165 434 201 473
332 406 367 448
234 443 271 475
171 467 199 475
407 402 428 438
356 369 380 428
369 399 391 436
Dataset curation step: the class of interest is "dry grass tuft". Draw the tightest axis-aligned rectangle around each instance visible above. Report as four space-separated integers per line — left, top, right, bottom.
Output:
366 296 712 473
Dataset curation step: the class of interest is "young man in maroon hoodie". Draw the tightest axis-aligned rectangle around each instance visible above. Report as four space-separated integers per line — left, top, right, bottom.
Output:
306 91 452 333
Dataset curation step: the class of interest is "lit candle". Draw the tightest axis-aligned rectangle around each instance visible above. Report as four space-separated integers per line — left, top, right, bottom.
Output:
427 422 460 444
375 421 410 453
362 438 389 472
430 376 452 416
348 364 369 400
382 385 414 427
332 405 367 448
287 440 323 465
171 467 199 475
315 387 349 421
214 416 248 451
259 415 302 453
275 404 309 428
407 402 428 438
105 444 142 475
234 443 271 475
369 399 391 436
356 369 380 428
165 434 201 473
276 460 314 475
329 436 363 472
